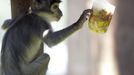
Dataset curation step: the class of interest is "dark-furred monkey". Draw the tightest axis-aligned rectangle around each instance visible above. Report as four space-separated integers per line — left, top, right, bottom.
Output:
1 0 92 75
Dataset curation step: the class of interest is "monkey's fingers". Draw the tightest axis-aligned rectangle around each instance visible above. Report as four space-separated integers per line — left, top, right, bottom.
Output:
86 13 92 20
84 9 93 14
83 9 93 20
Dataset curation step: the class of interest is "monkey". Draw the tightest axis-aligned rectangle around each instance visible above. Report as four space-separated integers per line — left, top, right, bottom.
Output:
1 0 92 75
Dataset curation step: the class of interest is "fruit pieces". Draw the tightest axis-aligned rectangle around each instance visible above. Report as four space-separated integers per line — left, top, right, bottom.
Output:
88 9 113 33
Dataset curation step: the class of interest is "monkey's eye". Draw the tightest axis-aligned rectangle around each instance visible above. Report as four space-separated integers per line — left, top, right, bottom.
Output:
52 3 59 9
53 5 58 9
51 3 60 12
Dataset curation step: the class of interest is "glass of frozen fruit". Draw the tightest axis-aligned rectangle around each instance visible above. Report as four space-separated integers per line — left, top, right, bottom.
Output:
88 0 115 34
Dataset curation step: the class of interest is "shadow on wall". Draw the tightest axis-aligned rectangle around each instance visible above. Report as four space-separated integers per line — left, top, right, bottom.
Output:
114 0 134 75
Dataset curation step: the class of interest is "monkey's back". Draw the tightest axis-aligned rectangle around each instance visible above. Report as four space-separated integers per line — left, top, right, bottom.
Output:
1 14 49 75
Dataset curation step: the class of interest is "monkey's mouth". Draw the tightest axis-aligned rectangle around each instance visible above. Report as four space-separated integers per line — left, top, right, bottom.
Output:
56 15 62 21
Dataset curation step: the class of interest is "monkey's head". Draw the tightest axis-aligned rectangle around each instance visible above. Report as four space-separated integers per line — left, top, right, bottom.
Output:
31 0 63 22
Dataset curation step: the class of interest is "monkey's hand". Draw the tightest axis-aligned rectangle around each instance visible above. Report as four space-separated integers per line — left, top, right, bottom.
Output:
76 9 93 28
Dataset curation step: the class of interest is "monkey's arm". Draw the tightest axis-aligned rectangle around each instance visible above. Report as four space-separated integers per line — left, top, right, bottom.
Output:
44 9 92 47
44 22 81 47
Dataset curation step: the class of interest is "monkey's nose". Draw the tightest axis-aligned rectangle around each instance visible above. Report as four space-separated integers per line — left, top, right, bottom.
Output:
61 14 63 17
59 13 63 18
59 10 63 17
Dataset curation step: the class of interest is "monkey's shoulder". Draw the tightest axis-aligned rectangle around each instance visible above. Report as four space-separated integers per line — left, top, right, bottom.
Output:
6 14 50 35
9 14 49 29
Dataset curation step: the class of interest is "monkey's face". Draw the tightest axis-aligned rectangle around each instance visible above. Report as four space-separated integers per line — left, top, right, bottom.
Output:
32 0 63 22
50 2 63 21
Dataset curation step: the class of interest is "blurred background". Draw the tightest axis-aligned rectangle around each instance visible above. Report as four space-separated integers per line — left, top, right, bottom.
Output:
0 0 134 75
